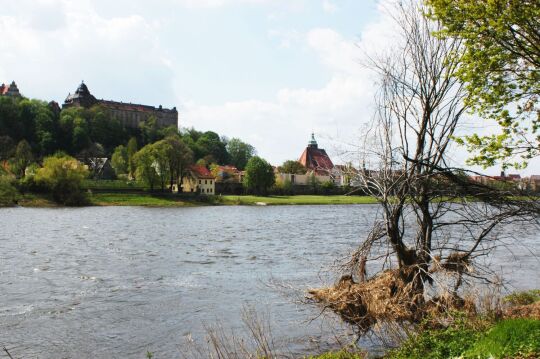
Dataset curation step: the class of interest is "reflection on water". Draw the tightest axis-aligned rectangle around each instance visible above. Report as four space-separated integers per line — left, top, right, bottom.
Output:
0 205 538 358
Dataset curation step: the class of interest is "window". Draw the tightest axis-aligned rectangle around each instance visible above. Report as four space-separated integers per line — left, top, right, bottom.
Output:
210 180 213 185
199 180 201 184
205 180 207 184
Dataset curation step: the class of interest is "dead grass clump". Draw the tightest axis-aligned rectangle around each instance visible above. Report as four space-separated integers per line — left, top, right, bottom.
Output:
308 268 477 333
308 269 425 332
504 301 540 320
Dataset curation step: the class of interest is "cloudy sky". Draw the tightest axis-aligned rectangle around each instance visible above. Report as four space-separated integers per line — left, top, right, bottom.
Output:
0 0 535 174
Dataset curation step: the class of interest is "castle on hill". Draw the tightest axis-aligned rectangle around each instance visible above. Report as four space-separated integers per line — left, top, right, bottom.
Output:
63 82 178 129
0 81 21 97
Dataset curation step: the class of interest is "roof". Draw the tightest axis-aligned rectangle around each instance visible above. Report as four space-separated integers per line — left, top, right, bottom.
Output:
299 147 334 172
0 84 7 95
189 165 215 179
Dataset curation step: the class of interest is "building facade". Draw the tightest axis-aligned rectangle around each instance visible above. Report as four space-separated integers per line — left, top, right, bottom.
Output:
63 82 178 129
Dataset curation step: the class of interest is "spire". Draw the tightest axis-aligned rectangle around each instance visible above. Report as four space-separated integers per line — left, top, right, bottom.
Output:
308 132 318 148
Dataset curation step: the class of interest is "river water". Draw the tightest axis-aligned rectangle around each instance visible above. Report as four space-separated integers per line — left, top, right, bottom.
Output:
0 205 539 358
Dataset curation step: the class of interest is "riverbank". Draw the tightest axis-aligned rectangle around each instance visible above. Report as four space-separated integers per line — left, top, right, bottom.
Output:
4 192 379 207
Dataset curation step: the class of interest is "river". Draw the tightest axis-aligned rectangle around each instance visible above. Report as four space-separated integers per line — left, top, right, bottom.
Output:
0 205 538 358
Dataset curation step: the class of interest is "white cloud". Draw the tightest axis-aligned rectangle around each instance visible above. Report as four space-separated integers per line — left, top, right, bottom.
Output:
181 23 384 165
322 0 338 13
0 0 175 105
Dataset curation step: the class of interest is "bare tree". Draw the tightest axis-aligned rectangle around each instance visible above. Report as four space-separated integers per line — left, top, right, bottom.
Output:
310 0 537 333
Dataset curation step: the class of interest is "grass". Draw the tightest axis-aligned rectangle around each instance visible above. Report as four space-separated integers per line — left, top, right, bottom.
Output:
82 179 146 190
220 195 377 205
385 318 540 359
464 319 540 358
88 193 203 207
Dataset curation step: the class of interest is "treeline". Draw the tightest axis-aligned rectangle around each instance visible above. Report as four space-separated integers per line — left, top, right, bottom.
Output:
0 95 256 168
0 94 259 205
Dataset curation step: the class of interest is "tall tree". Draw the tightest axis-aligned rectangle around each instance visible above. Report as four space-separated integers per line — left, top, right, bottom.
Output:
133 144 159 191
227 138 255 170
111 145 128 175
164 136 193 191
427 0 540 168
126 137 138 179
12 140 33 178
243 156 275 196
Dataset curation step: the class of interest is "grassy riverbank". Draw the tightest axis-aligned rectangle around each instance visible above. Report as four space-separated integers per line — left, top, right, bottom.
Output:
89 193 377 206
6 193 378 207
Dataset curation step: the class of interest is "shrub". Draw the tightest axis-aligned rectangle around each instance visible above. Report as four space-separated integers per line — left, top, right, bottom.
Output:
0 175 19 207
34 155 89 205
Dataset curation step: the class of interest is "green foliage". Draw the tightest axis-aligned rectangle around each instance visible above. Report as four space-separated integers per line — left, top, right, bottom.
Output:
504 290 540 306
227 137 255 170
243 156 275 196
0 135 15 161
34 155 89 205
278 160 307 174
321 180 335 194
126 137 138 179
133 144 160 191
132 137 193 192
111 145 128 175
0 175 19 207
164 135 193 191
386 318 540 359
181 128 230 165
464 319 540 358
11 140 33 178
427 0 540 168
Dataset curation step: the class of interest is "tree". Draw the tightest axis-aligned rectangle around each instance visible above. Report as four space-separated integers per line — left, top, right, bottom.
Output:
0 136 15 161
243 156 275 196
310 0 536 334
151 140 172 192
426 0 540 168
195 131 229 164
12 140 33 178
133 144 159 191
227 138 256 170
34 155 89 205
126 137 138 179
278 160 307 174
164 135 193 191
111 145 128 175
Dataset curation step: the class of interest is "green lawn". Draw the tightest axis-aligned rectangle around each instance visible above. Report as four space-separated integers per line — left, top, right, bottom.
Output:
220 195 377 205
87 193 377 207
88 193 200 207
82 179 146 190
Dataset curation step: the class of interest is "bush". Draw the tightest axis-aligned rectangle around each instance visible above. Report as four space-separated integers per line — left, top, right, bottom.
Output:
0 175 19 207
34 155 89 205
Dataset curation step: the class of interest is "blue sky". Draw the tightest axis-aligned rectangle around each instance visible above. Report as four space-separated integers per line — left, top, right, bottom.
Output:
0 0 535 174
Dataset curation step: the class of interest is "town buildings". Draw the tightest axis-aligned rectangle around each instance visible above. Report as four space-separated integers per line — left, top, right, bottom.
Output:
63 82 178 129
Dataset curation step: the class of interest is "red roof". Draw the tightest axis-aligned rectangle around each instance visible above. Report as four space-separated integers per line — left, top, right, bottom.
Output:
0 84 7 95
299 147 334 174
189 165 214 179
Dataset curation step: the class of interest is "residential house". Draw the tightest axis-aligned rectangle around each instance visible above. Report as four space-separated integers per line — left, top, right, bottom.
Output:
182 165 216 194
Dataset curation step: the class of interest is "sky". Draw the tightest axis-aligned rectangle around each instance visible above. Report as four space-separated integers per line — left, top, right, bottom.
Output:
0 0 537 175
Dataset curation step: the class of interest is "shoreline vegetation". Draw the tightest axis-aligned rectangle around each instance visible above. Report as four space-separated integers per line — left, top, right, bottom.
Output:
4 192 379 208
